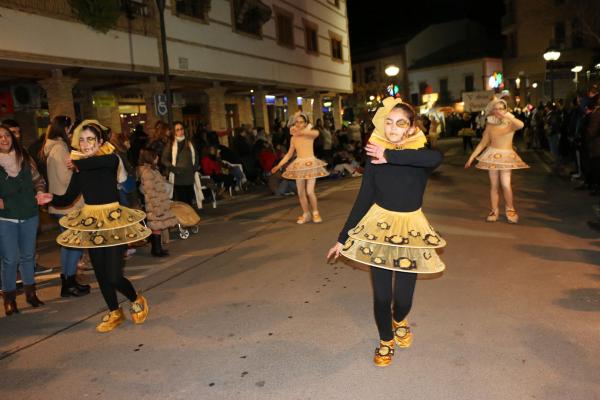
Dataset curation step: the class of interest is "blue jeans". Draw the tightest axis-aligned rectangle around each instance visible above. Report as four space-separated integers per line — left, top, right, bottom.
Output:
52 214 83 277
0 215 39 292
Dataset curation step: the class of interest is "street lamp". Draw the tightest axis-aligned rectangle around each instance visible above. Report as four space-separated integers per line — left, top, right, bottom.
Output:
572 65 583 90
385 65 400 77
543 46 561 101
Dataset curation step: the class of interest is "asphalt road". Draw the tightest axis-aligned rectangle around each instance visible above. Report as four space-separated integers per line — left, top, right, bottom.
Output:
1 141 599 400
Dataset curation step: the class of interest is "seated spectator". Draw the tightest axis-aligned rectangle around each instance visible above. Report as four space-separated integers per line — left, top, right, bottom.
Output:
200 146 235 195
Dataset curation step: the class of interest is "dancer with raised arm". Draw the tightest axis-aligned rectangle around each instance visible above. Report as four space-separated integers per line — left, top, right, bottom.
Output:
327 98 445 367
465 98 528 223
52 121 151 332
271 112 328 224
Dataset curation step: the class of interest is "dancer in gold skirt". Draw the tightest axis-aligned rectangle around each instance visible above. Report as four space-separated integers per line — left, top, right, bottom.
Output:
327 97 445 367
271 112 328 224
52 121 151 332
465 98 528 223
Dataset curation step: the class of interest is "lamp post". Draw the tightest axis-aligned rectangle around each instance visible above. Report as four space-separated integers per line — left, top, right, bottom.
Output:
384 65 400 99
156 0 174 129
543 46 561 101
571 65 583 90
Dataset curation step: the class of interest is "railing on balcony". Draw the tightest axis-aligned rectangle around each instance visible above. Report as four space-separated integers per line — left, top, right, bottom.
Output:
1 0 158 36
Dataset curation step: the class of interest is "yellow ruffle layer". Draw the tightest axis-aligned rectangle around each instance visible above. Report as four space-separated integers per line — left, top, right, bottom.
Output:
476 147 529 170
57 224 151 248
282 157 329 180
340 204 446 274
59 202 146 232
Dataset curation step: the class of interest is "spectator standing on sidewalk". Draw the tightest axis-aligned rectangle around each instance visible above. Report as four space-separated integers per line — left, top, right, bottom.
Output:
0 124 52 315
43 115 90 298
162 121 201 207
148 121 170 175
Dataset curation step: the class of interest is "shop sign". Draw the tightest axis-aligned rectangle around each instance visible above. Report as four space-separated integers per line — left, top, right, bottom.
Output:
462 90 495 112
93 94 118 107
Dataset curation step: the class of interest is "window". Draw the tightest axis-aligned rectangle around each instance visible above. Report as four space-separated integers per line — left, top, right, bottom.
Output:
465 75 474 92
506 31 518 57
303 19 319 54
439 78 450 102
554 22 566 45
174 0 211 21
364 66 376 83
121 0 150 18
274 8 294 48
571 18 584 48
329 31 343 62
232 0 272 37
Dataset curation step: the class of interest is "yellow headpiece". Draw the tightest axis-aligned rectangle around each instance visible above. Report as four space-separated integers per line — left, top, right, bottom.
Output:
70 119 114 159
370 97 427 150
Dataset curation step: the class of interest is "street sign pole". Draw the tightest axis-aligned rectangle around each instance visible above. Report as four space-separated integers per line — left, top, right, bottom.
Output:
156 0 174 130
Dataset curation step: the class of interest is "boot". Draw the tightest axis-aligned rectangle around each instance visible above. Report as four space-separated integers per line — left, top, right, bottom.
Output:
24 284 45 308
150 234 169 257
71 275 91 294
2 290 19 316
96 308 125 333
392 319 413 348
61 274 88 297
373 339 395 367
130 294 149 325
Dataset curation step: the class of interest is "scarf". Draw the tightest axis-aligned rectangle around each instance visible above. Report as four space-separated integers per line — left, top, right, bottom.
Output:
0 151 21 177
370 97 428 150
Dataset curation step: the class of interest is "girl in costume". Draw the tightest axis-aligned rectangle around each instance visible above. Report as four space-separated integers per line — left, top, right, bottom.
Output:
138 148 178 257
52 122 151 332
327 97 445 367
465 98 528 223
271 112 328 224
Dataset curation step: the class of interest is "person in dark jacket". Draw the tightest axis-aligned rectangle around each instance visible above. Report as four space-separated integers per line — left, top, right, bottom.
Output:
0 124 52 315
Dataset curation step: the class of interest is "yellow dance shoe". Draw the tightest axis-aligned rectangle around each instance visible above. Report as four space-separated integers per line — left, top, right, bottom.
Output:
130 294 149 324
373 339 395 367
506 208 519 224
96 308 125 333
393 319 413 348
312 211 323 223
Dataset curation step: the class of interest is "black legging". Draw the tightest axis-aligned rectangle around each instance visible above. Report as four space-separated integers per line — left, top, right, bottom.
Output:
371 267 417 341
174 184 194 206
462 136 473 151
89 245 137 311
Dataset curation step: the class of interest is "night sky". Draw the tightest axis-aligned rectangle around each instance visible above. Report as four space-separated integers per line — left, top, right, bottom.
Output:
347 0 505 53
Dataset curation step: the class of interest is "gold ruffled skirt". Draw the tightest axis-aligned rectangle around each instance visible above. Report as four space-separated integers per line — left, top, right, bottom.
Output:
476 147 529 170
57 202 151 248
282 157 329 180
340 204 446 274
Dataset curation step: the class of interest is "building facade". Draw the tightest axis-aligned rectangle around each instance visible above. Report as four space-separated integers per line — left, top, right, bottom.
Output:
0 0 352 144
406 20 504 109
502 0 599 106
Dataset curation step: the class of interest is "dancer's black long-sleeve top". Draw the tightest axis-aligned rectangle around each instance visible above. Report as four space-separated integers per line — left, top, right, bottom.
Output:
52 154 119 207
337 149 443 244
